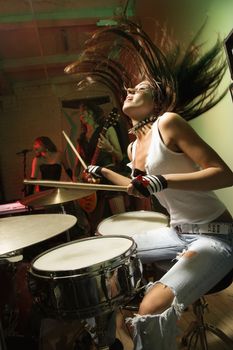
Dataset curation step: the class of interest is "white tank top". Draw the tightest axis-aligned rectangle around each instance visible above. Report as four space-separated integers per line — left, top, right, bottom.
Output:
128 115 226 226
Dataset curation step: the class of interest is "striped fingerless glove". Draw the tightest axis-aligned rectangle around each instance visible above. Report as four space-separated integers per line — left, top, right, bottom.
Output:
86 165 103 178
131 175 168 197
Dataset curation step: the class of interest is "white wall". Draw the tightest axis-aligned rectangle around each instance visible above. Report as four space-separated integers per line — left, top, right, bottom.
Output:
190 0 233 214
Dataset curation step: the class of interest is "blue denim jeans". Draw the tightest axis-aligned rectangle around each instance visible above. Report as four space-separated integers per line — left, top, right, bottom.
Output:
127 227 233 350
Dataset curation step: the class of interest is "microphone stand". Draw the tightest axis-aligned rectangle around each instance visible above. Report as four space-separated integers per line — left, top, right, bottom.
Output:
22 151 27 197
16 149 31 197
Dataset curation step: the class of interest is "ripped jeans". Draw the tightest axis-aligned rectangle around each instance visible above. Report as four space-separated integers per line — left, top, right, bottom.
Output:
127 227 233 350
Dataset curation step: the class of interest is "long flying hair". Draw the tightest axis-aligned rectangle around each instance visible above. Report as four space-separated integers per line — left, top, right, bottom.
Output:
65 19 227 121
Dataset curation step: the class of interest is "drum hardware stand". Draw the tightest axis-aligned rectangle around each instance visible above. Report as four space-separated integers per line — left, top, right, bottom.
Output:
0 256 22 350
0 257 7 350
82 311 117 350
60 204 71 242
0 319 7 350
94 312 117 350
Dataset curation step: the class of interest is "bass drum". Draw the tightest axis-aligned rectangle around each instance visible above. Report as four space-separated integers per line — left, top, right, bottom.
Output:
28 235 142 320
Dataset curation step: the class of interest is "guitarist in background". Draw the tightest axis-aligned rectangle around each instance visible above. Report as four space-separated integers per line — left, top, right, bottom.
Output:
73 102 129 235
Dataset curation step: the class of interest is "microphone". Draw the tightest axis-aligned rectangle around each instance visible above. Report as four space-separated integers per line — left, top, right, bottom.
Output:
16 149 33 155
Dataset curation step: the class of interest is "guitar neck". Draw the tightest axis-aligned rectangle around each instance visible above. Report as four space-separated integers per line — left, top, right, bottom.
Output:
90 108 119 166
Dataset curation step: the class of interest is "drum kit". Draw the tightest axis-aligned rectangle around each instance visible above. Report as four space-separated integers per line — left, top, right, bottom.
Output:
0 180 169 350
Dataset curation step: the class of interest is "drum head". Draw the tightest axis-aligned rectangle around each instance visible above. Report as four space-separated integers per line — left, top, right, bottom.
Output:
97 210 169 237
31 235 135 276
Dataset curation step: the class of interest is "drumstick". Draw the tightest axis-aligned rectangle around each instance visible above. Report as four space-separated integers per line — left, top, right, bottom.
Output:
62 130 87 170
24 179 128 192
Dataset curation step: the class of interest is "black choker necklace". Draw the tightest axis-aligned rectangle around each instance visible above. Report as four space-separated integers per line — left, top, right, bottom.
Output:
128 115 158 135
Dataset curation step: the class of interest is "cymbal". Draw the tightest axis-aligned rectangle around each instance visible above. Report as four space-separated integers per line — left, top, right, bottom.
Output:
0 214 77 256
20 188 95 207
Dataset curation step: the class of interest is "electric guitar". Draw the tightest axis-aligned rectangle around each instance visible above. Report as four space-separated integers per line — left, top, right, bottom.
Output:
78 107 120 213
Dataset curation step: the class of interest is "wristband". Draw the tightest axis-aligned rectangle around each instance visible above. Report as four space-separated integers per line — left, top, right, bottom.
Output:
132 174 167 197
86 165 103 178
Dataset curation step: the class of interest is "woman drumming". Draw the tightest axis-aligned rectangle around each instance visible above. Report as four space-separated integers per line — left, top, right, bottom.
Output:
72 21 233 349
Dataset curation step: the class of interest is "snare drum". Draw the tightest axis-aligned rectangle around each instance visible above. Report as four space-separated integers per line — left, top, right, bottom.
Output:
28 236 142 319
97 210 169 237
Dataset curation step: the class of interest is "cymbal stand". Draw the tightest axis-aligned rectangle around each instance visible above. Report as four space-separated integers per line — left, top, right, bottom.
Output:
60 204 71 242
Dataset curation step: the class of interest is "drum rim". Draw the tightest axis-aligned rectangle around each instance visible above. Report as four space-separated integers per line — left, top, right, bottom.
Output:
30 235 137 278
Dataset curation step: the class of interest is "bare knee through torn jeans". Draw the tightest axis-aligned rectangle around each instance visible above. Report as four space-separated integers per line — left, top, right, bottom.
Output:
127 226 233 350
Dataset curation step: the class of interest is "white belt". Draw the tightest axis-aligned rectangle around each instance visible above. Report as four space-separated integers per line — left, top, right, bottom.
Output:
174 222 233 235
